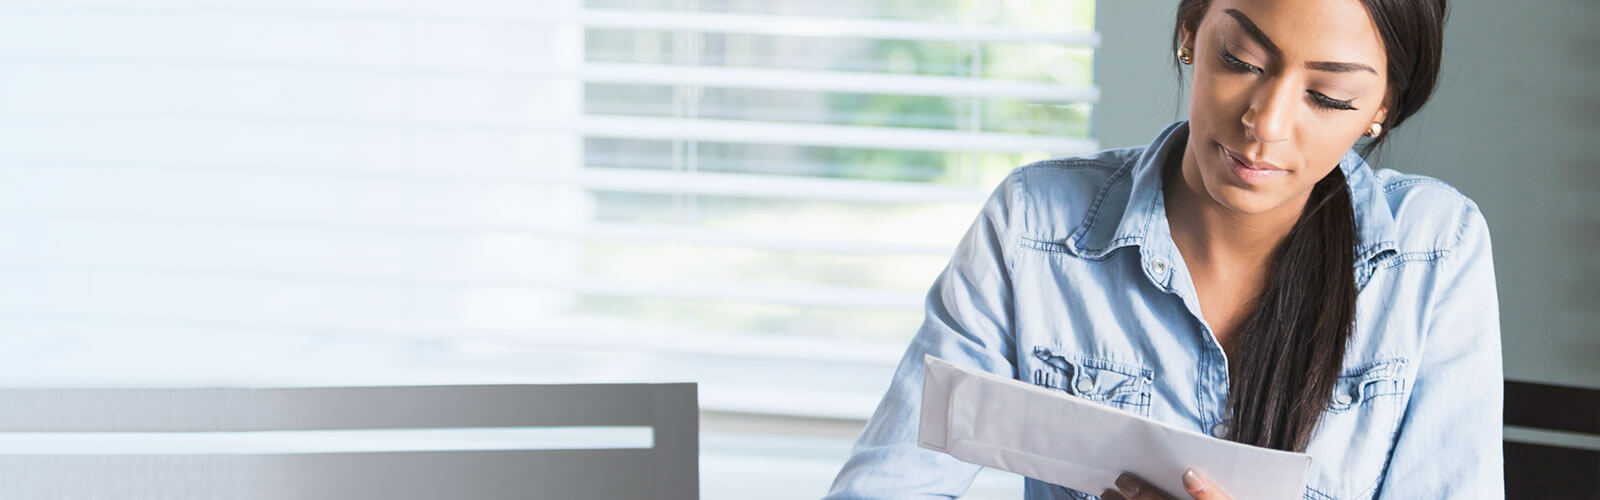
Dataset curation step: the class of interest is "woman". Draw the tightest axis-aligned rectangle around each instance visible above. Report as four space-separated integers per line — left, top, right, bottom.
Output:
825 0 1500 499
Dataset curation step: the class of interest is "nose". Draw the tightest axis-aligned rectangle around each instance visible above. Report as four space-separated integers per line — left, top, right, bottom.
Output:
1241 79 1295 144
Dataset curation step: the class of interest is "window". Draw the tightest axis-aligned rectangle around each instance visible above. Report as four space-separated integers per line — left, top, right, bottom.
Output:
0 0 1095 405
0 1 1093 495
566 0 1100 417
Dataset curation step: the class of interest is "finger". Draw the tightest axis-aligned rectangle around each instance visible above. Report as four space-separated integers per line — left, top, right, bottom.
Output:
1114 472 1175 500
1180 468 1231 500
1100 490 1127 500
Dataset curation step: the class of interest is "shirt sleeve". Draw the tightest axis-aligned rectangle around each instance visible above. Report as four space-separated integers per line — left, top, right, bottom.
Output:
1376 203 1505 499
822 171 1022 499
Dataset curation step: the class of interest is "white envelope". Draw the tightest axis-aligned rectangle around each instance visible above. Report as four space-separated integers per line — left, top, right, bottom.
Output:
918 355 1311 499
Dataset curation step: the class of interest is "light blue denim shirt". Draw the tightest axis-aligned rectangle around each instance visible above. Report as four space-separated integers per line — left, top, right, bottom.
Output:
825 121 1503 500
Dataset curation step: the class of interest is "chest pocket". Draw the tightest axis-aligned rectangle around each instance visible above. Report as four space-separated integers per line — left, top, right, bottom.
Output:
1029 346 1154 417
1305 357 1411 500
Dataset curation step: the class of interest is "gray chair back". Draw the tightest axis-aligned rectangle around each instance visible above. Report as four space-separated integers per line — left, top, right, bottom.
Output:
0 384 698 500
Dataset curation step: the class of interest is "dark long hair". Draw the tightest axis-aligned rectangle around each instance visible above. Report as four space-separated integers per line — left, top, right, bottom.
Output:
1169 0 1448 452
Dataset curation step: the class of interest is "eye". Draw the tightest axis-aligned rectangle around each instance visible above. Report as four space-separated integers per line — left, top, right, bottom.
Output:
1218 47 1261 74
1309 91 1358 111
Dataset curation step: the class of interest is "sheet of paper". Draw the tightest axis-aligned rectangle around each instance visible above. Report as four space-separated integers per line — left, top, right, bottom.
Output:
918 355 1311 499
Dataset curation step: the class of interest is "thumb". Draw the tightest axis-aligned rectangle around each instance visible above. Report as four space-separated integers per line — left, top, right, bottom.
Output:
1180 468 1230 500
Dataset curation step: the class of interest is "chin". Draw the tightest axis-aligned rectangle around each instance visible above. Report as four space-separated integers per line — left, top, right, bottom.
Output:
1203 178 1290 216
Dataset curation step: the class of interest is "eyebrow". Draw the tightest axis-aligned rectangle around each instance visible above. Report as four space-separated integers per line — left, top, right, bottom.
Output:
1221 8 1379 76
1306 60 1379 75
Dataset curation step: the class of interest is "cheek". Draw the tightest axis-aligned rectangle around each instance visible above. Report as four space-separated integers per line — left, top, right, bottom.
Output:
1189 72 1254 126
1303 121 1365 161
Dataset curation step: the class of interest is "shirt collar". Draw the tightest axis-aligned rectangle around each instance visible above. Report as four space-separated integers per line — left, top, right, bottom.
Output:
1068 120 1399 268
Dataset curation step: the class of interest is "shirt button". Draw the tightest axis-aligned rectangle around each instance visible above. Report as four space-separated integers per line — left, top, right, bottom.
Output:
1334 393 1353 406
1074 377 1095 393
1150 259 1167 275
1211 422 1228 438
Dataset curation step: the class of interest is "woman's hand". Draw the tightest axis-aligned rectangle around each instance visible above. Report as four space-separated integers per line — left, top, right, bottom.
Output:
1098 469 1230 500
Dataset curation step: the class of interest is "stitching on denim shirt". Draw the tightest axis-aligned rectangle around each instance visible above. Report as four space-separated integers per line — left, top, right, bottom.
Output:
1005 169 1024 280
1375 200 1476 274
1364 429 1402 500
1063 487 1096 500
1339 357 1408 377
1380 176 1457 194
1012 158 1128 260
1445 202 1478 259
1327 358 1409 413
1018 235 1141 262
1023 157 1120 173
1372 249 1447 272
1354 236 1400 291
1382 197 1478 270
1304 485 1339 500
1067 351 1155 381
1031 347 1154 415
1337 378 1407 409
1372 175 1475 263
1358 178 1470 284
1355 242 1398 265
1019 236 1073 254
1065 157 1138 256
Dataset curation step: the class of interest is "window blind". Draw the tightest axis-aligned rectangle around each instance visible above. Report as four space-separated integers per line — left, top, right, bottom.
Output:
0 0 1097 418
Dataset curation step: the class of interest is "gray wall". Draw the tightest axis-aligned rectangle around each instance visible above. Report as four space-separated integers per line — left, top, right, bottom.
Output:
1093 1 1598 389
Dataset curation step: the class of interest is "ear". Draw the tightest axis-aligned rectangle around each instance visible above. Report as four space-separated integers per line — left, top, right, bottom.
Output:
1177 6 1206 52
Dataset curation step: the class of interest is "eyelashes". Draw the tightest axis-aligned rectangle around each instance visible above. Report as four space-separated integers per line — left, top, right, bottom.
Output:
1216 47 1359 111
1308 90 1358 111
1218 47 1261 74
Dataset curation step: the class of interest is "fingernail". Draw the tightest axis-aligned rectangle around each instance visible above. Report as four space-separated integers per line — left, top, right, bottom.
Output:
1182 468 1207 493
1115 473 1142 496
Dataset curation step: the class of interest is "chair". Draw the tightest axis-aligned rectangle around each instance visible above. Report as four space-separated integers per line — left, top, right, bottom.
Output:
0 384 698 500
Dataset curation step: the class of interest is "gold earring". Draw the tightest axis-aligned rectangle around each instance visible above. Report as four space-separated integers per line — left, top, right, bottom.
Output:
1177 46 1194 65
1364 122 1383 137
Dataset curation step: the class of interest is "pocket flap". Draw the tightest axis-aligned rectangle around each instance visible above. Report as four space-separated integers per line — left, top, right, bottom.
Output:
1031 346 1154 402
1328 358 1408 411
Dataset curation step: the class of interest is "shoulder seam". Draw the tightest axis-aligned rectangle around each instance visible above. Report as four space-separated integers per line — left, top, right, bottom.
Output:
1381 176 1458 195
1374 198 1482 271
1016 157 1120 173
1441 201 1482 264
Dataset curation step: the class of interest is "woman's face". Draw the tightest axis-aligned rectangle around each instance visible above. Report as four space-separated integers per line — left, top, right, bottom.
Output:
1180 0 1390 216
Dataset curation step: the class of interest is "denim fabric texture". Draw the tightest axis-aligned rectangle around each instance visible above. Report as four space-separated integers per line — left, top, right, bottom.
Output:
824 121 1504 500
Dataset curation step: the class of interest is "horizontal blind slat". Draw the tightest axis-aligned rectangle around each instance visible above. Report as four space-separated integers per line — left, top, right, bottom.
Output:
554 167 991 203
0 58 1096 103
580 63 1099 102
0 313 910 366
0 6 1093 47
0 114 1093 154
1 268 927 311
3 212 955 256
0 162 989 205
578 116 1096 154
578 8 1099 45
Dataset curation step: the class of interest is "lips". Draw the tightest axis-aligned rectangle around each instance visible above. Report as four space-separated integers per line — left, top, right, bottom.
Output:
1218 144 1287 184
1221 146 1284 172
